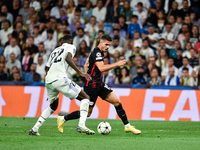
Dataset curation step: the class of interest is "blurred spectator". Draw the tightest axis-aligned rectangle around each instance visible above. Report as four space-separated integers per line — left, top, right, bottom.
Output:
70 20 85 38
182 42 192 58
122 40 133 61
85 16 98 40
190 25 199 47
140 39 154 61
156 10 166 33
81 1 93 23
7 66 19 81
18 0 30 24
127 15 143 39
164 67 180 86
175 15 182 29
38 1 49 22
161 57 179 80
129 55 143 78
73 27 90 49
76 40 90 67
4 33 13 48
174 49 183 68
189 49 199 68
129 42 145 66
114 67 131 84
68 7 85 25
65 0 76 18
4 38 21 61
133 31 142 46
0 55 6 64
194 35 200 53
34 42 48 64
91 30 104 50
36 56 46 78
142 25 159 50
161 23 175 50
44 29 57 56
28 14 39 36
156 38 167 54
167 1 179 18
177 23 189 41
105 0 120 23
178 0 192 19
133 2 147 26
33 26 42 47
0 20 13 47
58 24 67 40
25 36 38 58
92 0 107 22
12 22 27 40
50 0 66 20
66 57 84 83
120 0 133 22
169 40 182 58
21 48 33 73
118 15 128 31
108 36 122 56
13 72 22 81
112 50 120 63
184 15 193 31
0 13 7 30
130 0 150 10
17 31 26 52
156 49 168 69
10 0 21 23
0 5 13 25
0 63 8 81
132 65 147 84
178 56 193 78
23 63 40 82
5 53 21 74
111 23 127 39
147 68 162 85
180 67 194 86
103 57 114 85
29 0 41 12
110 28 126 47
146 56 161 77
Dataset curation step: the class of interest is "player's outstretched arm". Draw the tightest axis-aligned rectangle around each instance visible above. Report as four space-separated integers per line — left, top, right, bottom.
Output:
84 57 89 73
95 60 126 72
65 53 91 80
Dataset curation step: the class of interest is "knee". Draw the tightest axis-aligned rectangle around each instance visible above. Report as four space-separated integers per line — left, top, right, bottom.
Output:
113 100 121 107
85 95 90 100
50 99 58 111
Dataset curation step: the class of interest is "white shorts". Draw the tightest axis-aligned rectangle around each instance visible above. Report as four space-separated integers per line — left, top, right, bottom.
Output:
46 77 82 104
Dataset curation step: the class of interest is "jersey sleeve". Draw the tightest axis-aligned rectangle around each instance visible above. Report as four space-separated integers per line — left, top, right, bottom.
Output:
93 50 104 63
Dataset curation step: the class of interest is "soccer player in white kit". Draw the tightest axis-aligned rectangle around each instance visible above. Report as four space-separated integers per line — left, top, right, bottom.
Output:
29 35 95 135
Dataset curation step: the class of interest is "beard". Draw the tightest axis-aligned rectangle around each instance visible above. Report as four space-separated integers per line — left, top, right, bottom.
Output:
138 72 143 77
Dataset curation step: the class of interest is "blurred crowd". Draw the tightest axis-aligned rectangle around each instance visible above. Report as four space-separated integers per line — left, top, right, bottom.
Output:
0 0 200 86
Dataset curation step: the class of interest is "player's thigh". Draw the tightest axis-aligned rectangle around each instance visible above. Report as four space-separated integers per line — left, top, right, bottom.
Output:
56 77 82 100
84 85 98 107
105 91 121 107
46 82 59 104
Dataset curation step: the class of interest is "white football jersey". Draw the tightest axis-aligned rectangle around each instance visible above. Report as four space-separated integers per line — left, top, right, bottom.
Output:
45 43 76 83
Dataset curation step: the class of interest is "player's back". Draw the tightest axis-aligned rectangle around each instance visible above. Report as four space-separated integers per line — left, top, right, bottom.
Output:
45 43 76 83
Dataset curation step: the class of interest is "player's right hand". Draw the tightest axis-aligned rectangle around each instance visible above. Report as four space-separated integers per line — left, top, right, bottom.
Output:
80 72 92 80
117 60 126 67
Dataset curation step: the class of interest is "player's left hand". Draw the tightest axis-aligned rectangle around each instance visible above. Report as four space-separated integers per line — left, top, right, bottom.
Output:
80 72 92 80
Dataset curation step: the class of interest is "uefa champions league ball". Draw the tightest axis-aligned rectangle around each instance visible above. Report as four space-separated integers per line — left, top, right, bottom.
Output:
97 121 111 135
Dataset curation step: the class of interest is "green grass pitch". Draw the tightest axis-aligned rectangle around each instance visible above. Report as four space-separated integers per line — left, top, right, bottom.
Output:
0 117 200 150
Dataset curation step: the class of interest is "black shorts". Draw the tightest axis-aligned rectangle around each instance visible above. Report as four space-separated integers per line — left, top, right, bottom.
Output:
84 83 113 107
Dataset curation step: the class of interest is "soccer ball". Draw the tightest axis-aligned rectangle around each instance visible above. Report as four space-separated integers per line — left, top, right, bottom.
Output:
97 121 111 135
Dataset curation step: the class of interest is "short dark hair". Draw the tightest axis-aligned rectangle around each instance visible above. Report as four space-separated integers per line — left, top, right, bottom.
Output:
62 35 73 44
137 2 143 7
168 57 174 61
182 67 189 71
0 13 6 17
47 29 54 34
100 34 112 42
183 56 189 60
77 27 84 32
98 30 104 34
131 15 138 19
113 28 119 32
113 36 119 41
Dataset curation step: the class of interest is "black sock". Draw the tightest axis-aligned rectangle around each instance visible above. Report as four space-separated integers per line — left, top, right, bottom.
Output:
115 104 129 125
64 111 80 121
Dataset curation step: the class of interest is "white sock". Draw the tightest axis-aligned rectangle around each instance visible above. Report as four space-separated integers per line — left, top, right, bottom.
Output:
33 107 54 131
61 116 66 122
125 123 131 128
78 99 89 128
